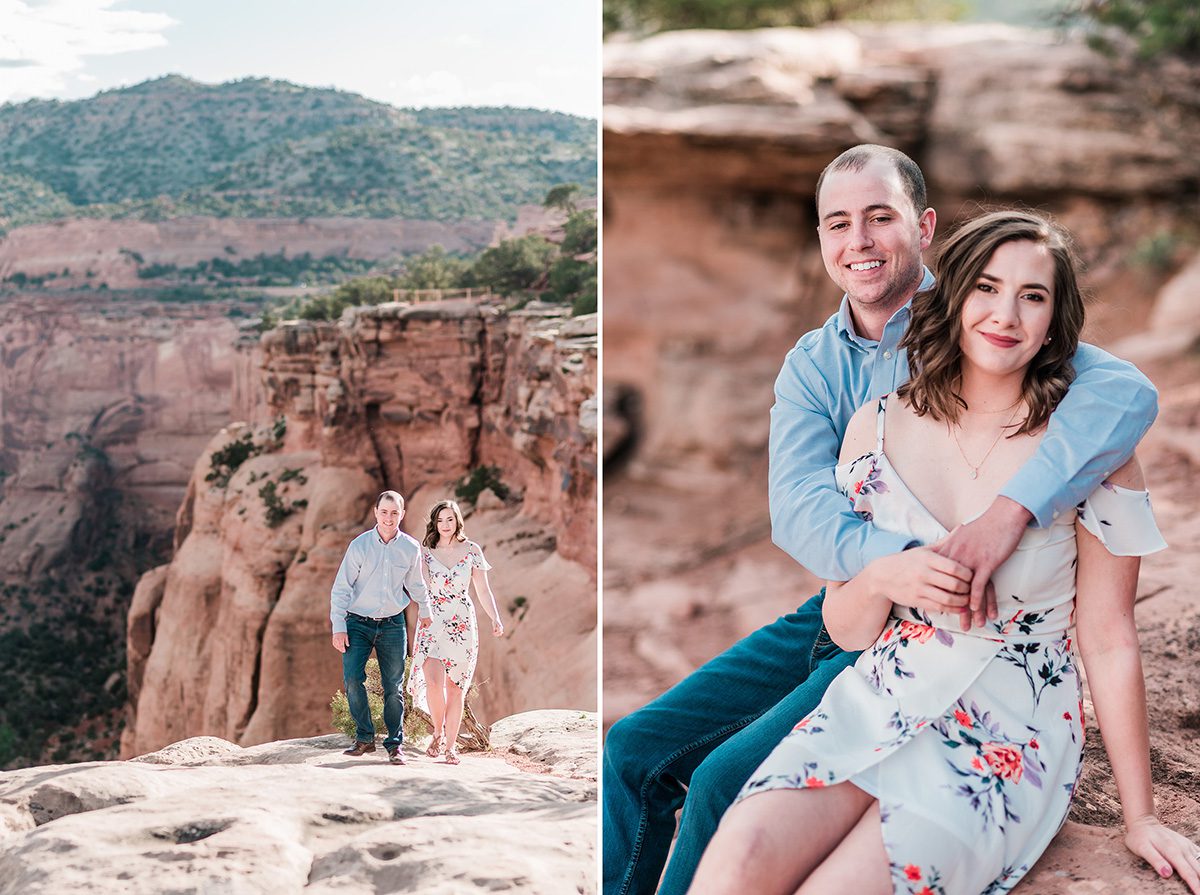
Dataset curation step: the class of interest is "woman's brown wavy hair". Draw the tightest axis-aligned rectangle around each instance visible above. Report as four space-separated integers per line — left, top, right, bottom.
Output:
898 209 1085 436
423 500 468 548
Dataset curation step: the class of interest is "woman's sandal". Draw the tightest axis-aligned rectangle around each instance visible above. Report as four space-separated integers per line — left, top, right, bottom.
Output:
445 748 460 766
425 735 443 758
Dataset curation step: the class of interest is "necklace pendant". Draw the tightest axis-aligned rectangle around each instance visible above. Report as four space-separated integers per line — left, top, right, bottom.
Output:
969 469 978 480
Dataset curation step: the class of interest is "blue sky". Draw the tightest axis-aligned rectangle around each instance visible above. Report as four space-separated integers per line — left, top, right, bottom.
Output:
0 0 600 118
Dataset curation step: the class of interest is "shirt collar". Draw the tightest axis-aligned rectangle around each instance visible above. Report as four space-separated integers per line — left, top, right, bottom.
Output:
835 266 934 349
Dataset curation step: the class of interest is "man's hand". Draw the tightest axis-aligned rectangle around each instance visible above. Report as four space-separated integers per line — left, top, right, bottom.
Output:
865 547 971 615
331 632 349 653
933 496 1032 630
418 616 432 629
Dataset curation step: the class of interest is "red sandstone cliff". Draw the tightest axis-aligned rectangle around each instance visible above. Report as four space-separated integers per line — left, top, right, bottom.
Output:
0 294 239 587
122 302 596 756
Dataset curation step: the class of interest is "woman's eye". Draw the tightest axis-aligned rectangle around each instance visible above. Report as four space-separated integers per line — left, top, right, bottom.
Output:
1022 292 1046 302
975 282 995 293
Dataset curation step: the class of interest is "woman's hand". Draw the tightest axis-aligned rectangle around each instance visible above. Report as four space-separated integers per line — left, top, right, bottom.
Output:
1125 815 1200 893
866 546 972 617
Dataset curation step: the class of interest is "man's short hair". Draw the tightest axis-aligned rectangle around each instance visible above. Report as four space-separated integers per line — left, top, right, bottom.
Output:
815 144 927 218
376 490 405 509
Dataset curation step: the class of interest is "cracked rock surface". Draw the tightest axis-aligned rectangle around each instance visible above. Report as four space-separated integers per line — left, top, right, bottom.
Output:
0 711 596 894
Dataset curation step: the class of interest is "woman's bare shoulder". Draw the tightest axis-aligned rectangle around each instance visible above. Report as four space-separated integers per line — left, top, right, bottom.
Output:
840 398 882 463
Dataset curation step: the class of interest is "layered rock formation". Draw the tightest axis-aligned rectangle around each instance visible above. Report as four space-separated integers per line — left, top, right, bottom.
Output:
0 293 240 586
124 302 596 757
0 212 539 291
603 23 1200 894
0 710 597 895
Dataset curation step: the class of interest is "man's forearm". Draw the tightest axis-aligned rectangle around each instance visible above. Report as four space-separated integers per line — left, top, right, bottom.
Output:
1002 344 1156 527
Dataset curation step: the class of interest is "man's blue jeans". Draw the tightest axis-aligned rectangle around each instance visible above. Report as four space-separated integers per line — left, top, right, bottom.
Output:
342 613 407 750
602 590 859 895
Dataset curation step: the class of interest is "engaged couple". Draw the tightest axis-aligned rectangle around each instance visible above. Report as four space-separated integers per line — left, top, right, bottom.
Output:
604 146 1200 895
329 490 505 767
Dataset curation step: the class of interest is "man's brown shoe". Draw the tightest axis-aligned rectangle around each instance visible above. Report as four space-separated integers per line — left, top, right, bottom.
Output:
343 741 376 756
386 747 406 765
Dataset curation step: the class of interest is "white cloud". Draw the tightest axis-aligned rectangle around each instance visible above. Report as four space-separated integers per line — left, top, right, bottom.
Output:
391 69 468 108
0 0 175 102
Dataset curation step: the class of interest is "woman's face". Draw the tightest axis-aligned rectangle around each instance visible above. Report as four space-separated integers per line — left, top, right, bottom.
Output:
958 239 1056 381
435 508 458 541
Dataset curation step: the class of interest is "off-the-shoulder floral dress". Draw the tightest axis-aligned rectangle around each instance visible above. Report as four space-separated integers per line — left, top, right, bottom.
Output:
736 396 1166 895
408 541 491 711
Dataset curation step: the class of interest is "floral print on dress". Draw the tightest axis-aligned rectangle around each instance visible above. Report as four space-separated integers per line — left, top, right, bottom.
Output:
864 618 954 696
891 862 947 895
731 394 1166 895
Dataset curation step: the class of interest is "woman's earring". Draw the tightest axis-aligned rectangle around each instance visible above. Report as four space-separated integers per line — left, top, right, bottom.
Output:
1044 336 1052 345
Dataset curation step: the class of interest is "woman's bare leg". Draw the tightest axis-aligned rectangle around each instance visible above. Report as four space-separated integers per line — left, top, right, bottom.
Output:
445 678 465 755
422 659 447 746
795 801 891 895
687 782 874 895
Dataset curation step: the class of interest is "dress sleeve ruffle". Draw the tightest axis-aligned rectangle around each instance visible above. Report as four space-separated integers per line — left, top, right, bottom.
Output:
469 541 493 570
1076 482 1167 557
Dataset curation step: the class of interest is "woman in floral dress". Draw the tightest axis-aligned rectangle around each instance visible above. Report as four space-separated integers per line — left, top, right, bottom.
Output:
690 211 1200 895
410 500 504 765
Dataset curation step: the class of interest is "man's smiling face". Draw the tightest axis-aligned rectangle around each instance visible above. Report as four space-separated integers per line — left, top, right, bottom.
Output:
816 157 934 319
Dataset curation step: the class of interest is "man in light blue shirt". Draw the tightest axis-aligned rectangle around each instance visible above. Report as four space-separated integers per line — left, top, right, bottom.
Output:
331 489 431 765
602 144 1157 895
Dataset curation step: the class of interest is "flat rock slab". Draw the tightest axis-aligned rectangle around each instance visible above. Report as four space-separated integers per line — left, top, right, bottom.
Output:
0 712 597 894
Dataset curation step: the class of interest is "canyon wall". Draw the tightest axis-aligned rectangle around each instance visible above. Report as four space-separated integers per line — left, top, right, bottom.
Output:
122 301 596 756
0 294 240 583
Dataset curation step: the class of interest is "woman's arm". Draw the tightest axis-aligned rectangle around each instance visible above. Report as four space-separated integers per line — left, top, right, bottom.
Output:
469 556 505 637
822 402 971 650
825 549 973 650
1075 458 1200 892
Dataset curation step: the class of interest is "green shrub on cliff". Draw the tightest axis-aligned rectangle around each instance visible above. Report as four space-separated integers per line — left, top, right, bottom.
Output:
206 433 259 488
455 466 511 504
471 235 557 296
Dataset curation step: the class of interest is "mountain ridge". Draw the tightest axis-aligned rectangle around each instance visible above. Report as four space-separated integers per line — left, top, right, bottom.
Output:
0 75 596 229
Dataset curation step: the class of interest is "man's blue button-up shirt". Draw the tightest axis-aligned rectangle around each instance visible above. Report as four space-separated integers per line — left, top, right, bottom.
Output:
330 527 431 634
768 267 1158 582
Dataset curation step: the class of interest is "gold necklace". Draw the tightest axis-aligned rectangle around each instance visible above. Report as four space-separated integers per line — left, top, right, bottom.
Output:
960 397 1022 416
951 406 1022 480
